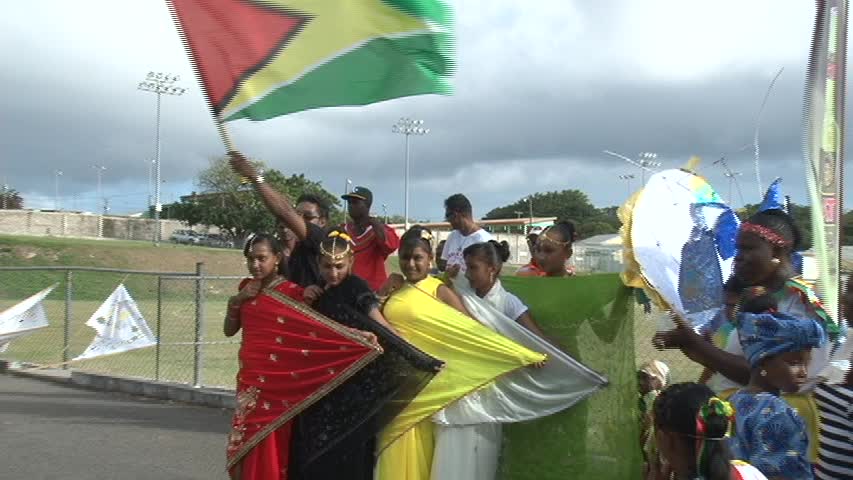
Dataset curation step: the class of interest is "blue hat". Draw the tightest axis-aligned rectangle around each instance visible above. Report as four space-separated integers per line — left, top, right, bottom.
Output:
758 178 786 213
738 312 827 368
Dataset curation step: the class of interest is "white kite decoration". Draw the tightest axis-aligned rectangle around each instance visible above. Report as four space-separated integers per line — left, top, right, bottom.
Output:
0 285 56 351
625 168 740 330
74 284 156 361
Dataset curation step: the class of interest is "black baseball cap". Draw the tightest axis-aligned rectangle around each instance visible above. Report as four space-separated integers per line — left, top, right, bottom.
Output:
342 186 373 206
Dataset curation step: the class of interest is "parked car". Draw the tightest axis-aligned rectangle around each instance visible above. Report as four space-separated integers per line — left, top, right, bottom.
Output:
170 230 201 245
200 233 234 249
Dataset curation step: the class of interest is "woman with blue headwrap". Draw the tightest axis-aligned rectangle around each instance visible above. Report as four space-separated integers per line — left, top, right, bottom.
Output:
654 180 841 469
726 287 827 480
654 180 839 393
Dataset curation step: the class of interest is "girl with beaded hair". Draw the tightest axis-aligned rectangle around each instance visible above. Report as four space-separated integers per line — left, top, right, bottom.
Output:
290 229 444 480
653 382 768 480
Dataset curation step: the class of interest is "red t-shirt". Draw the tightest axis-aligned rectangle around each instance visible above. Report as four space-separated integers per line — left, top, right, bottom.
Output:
344 223 400 291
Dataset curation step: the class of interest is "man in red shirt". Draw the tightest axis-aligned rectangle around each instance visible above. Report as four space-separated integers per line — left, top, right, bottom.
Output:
342 186 400 291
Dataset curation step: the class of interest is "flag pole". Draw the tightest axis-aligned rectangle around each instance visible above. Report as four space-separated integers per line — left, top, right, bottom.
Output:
216 119 236 153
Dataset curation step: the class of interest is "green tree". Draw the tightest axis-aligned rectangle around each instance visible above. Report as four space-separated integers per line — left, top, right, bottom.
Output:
484 190 620 238
577 221 617 238
0 187 23 210
843 210 853 246
737 202 813 249
485 190 597 223
164 156 340 238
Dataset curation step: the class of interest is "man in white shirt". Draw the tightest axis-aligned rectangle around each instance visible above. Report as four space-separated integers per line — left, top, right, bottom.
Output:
441 193 493 278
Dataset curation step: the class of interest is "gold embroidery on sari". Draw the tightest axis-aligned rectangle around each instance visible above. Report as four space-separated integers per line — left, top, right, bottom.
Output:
227 386 260 455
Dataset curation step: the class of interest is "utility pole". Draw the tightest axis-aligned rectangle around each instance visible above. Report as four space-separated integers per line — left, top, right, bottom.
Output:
92 165 107 214
54 170 63 210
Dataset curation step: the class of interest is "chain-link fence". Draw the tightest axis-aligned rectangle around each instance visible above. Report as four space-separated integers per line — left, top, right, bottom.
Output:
0 265 243 389
571 245 624 275
0 262 706 391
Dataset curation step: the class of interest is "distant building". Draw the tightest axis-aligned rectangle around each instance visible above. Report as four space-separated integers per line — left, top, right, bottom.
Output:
388 217 557 236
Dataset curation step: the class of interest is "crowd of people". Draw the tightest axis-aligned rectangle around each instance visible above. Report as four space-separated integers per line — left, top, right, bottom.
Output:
223 152 851 480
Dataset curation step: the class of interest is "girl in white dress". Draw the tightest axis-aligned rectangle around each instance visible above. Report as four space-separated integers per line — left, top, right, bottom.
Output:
430 240 606 480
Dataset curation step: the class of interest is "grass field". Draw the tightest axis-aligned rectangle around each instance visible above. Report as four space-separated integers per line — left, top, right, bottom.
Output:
0 233 701 389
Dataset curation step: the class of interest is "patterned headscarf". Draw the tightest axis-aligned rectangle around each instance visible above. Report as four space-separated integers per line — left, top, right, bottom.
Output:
738 312 827 368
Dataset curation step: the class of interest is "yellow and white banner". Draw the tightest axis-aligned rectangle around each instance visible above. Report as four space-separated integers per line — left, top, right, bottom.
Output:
0 285 55 351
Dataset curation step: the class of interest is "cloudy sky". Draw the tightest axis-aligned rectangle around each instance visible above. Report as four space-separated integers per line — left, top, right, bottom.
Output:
0 1 844 220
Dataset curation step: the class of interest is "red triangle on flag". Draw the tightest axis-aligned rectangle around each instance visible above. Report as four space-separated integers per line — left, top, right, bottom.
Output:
169 0 309 113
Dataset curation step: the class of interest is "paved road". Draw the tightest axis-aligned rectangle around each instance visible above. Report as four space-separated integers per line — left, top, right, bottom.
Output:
0 374 232 480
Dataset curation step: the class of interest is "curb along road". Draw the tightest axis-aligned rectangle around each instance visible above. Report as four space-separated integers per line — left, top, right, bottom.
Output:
1 360 235 410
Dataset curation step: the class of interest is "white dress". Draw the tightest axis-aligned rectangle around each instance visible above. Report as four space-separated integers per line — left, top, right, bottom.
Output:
429 277 607 480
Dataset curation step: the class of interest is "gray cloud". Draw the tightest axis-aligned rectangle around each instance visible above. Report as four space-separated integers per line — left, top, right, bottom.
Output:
1 0 844 219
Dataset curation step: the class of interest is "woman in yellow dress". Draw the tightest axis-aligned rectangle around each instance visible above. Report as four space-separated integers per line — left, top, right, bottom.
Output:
375 226 545 480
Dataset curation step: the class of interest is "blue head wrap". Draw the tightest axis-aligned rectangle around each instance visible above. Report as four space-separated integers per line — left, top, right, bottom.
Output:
738 312 827 368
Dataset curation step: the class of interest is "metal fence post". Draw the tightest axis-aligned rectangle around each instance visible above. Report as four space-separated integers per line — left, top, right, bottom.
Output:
155 275 162 381
193 262 205 387
62 270 72 368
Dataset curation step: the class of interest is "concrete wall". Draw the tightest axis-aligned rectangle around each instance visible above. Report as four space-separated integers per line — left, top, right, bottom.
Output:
0 210 202 241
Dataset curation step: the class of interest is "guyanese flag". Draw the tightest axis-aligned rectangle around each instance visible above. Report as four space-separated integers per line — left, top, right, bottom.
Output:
167 0 454 122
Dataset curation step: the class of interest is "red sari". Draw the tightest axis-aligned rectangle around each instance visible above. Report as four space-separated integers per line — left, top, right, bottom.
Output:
227 278 381 479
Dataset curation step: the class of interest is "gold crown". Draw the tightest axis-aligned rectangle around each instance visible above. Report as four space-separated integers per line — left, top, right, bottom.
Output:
320 231 354 260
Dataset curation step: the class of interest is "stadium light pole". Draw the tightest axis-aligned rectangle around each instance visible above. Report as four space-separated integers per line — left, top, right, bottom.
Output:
138 72 186 246
54 170 64 210
92 165 106 214
392 118 429 231
523 196 534 232
382 203 388 223
147 159 155 212
618 174 635 196
638 152 661 184
724 170 743 204
54 170 63 210
344 178 352 219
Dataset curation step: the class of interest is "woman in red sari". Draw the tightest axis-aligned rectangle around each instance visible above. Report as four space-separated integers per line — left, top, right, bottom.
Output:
224 233 381 479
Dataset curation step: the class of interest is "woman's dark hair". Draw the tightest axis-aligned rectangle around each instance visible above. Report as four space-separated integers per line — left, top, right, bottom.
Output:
463 240 511 268
243 233 284 257
296 193 330 220
653 382 733 480
400 225 434 253
746 209 806 251
544 221 577 245
444 193 472 216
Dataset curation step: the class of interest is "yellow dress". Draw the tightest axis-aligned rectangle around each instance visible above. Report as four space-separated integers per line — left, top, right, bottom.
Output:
375 276 545 480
